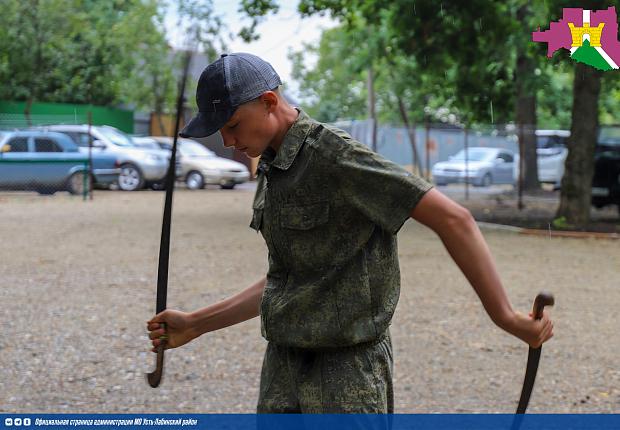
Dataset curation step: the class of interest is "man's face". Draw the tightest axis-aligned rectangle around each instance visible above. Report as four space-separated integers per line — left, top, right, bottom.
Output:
219 96 278 158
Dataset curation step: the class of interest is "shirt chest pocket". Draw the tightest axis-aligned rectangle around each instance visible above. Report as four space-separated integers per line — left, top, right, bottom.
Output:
280 200 329 230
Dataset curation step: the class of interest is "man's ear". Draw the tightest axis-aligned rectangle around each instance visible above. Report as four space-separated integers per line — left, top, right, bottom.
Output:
260 91 278 112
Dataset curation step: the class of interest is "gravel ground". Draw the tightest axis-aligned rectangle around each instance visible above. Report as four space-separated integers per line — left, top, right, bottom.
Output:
0 187 619 413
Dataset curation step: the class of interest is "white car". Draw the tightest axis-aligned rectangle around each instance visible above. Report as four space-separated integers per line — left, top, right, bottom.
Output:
513 130 569 188
149 137 250 190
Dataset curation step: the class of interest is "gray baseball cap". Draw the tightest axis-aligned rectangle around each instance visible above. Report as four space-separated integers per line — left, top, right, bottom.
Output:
179 53 282 138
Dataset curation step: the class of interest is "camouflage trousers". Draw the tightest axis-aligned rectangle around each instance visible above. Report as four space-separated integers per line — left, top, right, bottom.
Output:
257 330 394 413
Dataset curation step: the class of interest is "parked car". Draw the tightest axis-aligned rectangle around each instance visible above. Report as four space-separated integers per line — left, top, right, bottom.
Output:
592 125 620 214
536 130 569 187
432 147 516 186
511 130 569 188
132 136 163 150
0 131 120 194
149 136 250 189
43 125 169 191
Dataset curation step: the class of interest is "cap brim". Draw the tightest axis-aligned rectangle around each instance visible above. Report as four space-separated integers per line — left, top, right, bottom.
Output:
179 110 233 138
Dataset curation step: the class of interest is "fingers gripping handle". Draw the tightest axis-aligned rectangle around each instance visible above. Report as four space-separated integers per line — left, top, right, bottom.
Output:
532 292 555 320
146 322 167 388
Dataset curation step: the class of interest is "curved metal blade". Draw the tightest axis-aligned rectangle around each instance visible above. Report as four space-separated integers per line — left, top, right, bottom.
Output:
145 49 192 388
514 292 554 414
146 341 166 388
516 346 542 414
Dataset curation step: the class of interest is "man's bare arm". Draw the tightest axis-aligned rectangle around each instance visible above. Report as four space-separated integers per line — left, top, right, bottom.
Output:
191 276 266 336
147 277 266 351
410 188 553 348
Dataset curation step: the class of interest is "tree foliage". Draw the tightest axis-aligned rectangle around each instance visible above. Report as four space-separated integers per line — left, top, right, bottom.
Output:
245 0 620 224
0 0 225 114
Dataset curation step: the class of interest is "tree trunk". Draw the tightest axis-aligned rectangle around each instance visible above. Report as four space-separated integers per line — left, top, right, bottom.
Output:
557 62 602 227
515 3 539 192
152 73 168 136
367 67 377 152
24 98 33 127
397 96 422 175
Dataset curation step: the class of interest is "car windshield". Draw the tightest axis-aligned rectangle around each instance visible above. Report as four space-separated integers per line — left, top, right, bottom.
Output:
598 126 620 146
537 135 567 148
180 141 214 157
451 149 495 162
97 127 136 147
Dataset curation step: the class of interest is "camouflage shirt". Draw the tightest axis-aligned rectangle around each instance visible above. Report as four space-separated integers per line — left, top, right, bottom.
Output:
250 109 433 349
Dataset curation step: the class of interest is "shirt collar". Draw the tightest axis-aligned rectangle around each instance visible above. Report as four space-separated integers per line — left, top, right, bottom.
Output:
258 108 313 172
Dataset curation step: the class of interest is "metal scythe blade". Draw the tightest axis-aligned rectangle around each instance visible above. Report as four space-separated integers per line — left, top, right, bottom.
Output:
146 50 193 388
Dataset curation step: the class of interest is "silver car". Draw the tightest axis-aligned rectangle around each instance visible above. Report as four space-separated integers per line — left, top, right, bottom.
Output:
46 125 170 191
150 137 250 190
132 136 162 150
432 147 516 186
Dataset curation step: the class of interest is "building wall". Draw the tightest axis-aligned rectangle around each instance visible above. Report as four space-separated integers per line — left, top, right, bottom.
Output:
0 101 134 133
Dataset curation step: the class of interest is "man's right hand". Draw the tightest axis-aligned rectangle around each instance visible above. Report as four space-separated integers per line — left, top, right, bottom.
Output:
505 310 554 349
147 310 198 353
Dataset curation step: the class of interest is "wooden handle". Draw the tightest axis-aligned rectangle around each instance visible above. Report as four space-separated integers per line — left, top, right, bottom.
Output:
532 292 555 320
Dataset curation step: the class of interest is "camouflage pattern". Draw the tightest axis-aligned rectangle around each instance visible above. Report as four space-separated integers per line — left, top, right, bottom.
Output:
257 329 394 413
250 109 433 349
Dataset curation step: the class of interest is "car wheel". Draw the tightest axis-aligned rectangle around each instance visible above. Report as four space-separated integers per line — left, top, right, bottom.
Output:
186 171 205 190
481 173 492 187
118 163 144 191
220 182 236 190
67 171 92 195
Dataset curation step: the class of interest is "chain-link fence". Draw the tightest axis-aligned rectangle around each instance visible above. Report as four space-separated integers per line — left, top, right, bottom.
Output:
332 120 561 195
333 119 532 175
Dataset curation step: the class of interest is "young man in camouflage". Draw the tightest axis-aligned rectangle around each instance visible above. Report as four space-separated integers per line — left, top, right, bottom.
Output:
147 53 554 413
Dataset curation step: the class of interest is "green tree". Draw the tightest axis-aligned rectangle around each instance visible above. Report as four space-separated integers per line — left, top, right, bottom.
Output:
246 0 620 225
0 0 203 120
290 25 371 122
544 0 620 226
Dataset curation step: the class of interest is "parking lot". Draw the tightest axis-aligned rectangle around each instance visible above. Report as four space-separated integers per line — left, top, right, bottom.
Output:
1 187 619 413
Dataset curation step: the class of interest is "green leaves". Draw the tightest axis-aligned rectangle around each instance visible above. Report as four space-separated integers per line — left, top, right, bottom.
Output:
0 0 193 114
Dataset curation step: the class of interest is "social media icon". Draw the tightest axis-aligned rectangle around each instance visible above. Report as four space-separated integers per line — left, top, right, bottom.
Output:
5 418 13 426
